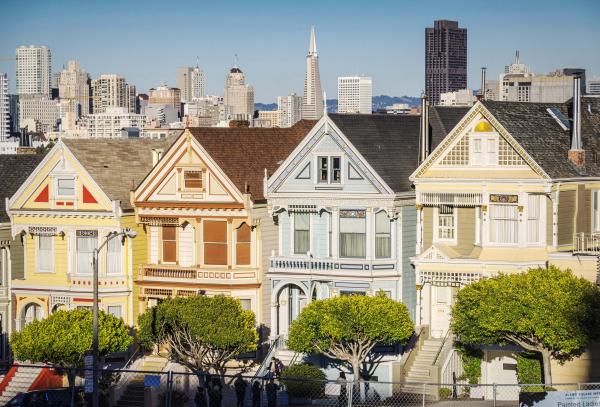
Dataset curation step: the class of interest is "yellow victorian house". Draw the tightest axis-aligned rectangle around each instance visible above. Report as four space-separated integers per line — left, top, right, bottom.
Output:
7 137 171 329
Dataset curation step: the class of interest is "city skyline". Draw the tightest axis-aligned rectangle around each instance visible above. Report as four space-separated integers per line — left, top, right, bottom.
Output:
0 0 599 102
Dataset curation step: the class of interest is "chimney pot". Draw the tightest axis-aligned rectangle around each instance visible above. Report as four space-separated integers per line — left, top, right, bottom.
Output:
569 76 584 167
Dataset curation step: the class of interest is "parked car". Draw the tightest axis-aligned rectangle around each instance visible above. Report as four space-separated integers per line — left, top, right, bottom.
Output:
5 387 86 406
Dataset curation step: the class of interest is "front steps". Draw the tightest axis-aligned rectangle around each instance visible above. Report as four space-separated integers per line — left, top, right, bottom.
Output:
114 355 168 407
403 337 444 393
0 365 43 405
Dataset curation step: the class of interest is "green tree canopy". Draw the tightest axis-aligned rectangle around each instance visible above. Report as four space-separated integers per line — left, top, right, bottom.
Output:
11 308 132 384
287 293 414 383
451 266 600 385
138 295 258 377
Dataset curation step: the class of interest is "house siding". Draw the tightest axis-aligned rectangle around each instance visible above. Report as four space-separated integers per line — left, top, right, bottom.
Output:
423 207 433 249
557 189 575 246
401 206 417 321
456 207 476 255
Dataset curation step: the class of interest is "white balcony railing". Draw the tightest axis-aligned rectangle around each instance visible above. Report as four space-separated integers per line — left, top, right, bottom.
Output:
269 256 397 274
138 264 259 283
574 232 600 255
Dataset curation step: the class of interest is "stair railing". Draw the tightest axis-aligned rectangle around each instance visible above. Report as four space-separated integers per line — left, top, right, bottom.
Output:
253 335 285 381
112 345 143 404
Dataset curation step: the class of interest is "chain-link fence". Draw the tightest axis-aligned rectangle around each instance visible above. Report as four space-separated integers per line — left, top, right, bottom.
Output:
1 364 600 406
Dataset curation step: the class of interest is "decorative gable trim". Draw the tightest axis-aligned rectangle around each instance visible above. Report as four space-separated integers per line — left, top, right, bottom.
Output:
410 102 550 180
418 246 450 261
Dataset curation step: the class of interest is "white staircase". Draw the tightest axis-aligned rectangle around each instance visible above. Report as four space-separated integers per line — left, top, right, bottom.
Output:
0 366 43 405
403 338 443 392
275 348 301 367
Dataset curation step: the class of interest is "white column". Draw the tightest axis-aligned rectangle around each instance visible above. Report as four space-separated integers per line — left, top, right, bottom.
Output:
416 206 423 255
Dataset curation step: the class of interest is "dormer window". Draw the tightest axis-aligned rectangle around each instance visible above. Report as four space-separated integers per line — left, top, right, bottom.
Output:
57 178 75 197
184 170 203 189
318 156 341 183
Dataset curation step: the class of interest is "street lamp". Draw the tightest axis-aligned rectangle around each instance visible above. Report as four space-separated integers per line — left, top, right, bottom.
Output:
91 228 137 407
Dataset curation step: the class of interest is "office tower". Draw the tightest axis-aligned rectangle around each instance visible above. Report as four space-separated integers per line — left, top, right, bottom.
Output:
148 84 181 118
223 64 254 120
79 107 146 138
58 60 91 116
425 20 467 105
91 74 136 113
18 95 59 133
589 77 600 95
277 93 303 128
337 76 373 114
0 74 9 139
178 60 205 102
16 45 52 97
302 25 323 120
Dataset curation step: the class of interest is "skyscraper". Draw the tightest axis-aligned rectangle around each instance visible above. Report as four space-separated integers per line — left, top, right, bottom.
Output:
178 60 205 102
58 60 91 118
425 20 467 105
278 93 303 128
0 74 10 139
302 25 323 120
16 45 52 97
223 64 254 120
91 74 136 113
337 76 373 114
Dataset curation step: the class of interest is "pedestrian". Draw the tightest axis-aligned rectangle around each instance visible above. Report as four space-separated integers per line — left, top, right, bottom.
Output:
234 374 248 407
336 371 347 407
274 358 285 378
208 377 223 407
265 378 279 407
252 380 262 407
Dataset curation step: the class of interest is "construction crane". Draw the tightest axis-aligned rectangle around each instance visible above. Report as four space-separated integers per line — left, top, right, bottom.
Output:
0 56 16 61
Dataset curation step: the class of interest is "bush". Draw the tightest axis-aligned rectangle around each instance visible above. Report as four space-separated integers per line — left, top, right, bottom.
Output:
456 344 483 385
281 363 326 399
439 387 452 399
517 352 544 391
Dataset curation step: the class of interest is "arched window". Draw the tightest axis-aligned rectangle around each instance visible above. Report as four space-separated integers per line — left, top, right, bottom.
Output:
23 303 43 326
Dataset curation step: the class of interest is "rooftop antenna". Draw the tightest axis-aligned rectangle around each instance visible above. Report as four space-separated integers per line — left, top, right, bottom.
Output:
196 56 199 68
515 50 520 65
234 53 239 68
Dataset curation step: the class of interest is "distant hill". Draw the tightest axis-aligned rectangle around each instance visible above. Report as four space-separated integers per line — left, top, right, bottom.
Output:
256 95 419 113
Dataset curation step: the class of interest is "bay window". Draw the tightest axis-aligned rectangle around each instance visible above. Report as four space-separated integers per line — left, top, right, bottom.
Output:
106 236 121 275
204 221 228 265
76 230 98 274
162 226 177 263
294 213 310 254
489 205 518 244
339 210 366 258
37 235 53 272
236 223 251 265
375 211 391 258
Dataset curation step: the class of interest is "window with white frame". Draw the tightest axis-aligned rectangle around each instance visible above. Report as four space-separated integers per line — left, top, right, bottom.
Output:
489 205 519 244
317 156 341 183
106 236 121 275
239 299 252 311
527 195 542 244
107 305 122 319
471 136 497 166
436 205 456 241
339 210 366 258
375 211 391 258
293 213 310 254
37 235 53 272
593 191 600 233
76 230 98 274
57 178 75 196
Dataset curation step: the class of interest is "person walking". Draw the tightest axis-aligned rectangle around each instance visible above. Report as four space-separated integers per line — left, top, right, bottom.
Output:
251 380 262 407
234 374 248 407
265 378 279 407
336 372 347 407
208 377 223 407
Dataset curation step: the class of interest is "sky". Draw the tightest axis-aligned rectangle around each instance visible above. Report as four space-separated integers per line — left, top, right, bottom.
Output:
1 0 599 102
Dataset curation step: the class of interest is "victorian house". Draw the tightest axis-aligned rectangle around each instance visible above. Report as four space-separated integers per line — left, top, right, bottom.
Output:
264 110 464 382
7 138 170 329
131 122 314 326
410 79 600 385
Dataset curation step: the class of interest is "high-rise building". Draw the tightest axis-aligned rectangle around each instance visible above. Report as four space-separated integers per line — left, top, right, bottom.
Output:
425 20 467 105
302 25 323 120
178 60 205 102
148 84 182 118
58 60 91 116
8 94 19 134
589 77 600 95
337 76 373 114
18 95 59 133
223 65 254 120
0 74 9 139
277 93 303 128
439 89 476 106
91 74 136 113
79 107 146 138
257 110 279 127
16 45 52 97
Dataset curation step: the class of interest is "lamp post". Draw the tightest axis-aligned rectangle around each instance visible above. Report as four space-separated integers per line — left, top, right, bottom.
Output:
91 228 137 407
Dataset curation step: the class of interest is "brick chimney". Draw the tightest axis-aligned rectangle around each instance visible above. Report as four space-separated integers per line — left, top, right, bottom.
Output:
568 76 585 167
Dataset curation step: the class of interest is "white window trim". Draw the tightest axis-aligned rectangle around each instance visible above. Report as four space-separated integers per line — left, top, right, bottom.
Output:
54 176 77 199
104 303 125 320
314 155 344 185
36 235 54 273
526 194 546 247
469 133 498 168
291 212 311 256
433 207 458 245
106 235 123 276
593 190 600 233
75 233 97 275
487 203 520 247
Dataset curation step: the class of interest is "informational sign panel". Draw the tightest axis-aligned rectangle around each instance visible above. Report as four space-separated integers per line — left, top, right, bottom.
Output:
84 355 94 394
520 390 600 406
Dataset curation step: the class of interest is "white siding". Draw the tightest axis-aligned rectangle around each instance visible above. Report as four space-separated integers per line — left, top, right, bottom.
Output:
312 213 328 258
178 224 195 267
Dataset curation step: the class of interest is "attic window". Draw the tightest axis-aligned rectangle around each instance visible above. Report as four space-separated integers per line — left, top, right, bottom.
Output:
184 171 203 189
546 108 570 131
57 178 75 197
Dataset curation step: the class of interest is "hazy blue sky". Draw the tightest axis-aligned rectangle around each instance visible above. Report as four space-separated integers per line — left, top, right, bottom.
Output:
1 0 599 102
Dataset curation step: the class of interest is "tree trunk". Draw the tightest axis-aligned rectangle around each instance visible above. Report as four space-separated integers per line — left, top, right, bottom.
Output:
67 369 76 407
352 359 362 402
541 350 552 387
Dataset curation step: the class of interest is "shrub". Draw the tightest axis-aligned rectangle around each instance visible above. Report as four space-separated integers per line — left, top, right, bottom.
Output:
439 387 452 399
456 344 483 385
281 363 326 399
517 352 545 392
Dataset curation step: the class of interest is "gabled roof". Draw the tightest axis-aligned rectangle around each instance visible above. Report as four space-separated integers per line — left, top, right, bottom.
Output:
328 113 421 192
429 106 471 150
0 154 45 222
63 138 174 210
482 97 600 178
188 121 316 202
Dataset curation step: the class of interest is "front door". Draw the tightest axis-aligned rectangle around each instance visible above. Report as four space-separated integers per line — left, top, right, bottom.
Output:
430 286 452 338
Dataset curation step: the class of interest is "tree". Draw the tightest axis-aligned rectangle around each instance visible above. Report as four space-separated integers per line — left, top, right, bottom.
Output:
11 308 132 403
287 293 414 384
451 266 600 385
138 295 258 380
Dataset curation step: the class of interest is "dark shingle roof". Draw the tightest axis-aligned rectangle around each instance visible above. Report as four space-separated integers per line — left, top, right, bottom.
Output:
482 97 600 178
329 113 421 193
63 138 174 210
188 121 316 202
0 154 45 222
429 106 471 150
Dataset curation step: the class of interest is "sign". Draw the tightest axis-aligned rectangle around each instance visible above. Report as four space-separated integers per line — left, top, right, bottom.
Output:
520 389 600 406
84 355 93 394
144 374 161 387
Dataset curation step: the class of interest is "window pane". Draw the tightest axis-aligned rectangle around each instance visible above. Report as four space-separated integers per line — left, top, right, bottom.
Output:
203 221 227 243
318 157 328 183
527 195 540 243
340 211 366 258
162 226 177 263
184 171 203 189
107 305 122 319
204 221 227 265
38 236 53 272
375 212 391 258
106 237 121 275
332 157 341 183
57 178 75 196
239 299 252 311
236 224 251 265
76 234 97 274
204 243 227 265
294 213 310 254
490 205 518 244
